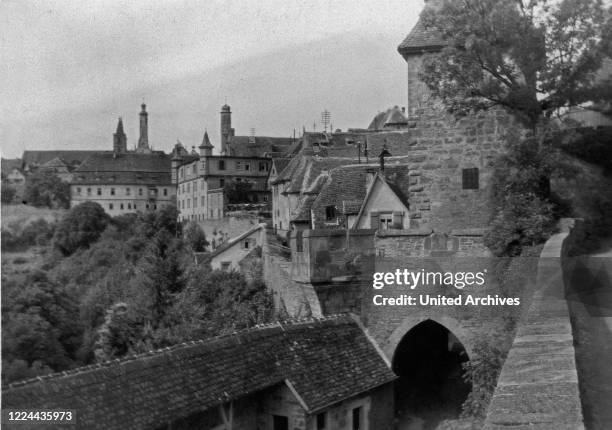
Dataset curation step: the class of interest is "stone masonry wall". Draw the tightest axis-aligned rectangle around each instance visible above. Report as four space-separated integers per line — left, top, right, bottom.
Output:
484 219 585 429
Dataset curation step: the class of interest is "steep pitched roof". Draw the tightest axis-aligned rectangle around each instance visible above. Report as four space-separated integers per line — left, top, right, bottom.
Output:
42 157 69 169
71 152 172 185
271 157 291 177
3 315 395 430
210 224 264 258
227 136 295 157
398 15 445 58
368 107 408 130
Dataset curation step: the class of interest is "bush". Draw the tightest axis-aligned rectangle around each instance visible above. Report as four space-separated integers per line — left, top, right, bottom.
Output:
0 218 55 252
23 170 70 209
460 339 506 418
183 221 209 252
53 202 110 255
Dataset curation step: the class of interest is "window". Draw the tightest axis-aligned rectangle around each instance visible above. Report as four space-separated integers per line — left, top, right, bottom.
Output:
187 183 190 192
76 187 81 195
236 161 242 170
296 230 303 252
244 162 250 171
259 161 268 172
201 196 205 206
154 204 157 209
139 188 143 196
273 415 289 430
187 199 190 208
146 204 149 209
218 160 225 170
221 262 231 271
120 203 124 210
126 188 131 196
128 203 132 210
163 188 167 196
194 182 197 191
317 412 327 430
263 195 269 202
325 205 336 220
87 187 91 196
462 167 479 190
380 213 393 230
109 203 113 210
352 407 362 430
97 188 102 196
243 239 250 249
219 178 225 187
110 188 115 196
192 165 196 174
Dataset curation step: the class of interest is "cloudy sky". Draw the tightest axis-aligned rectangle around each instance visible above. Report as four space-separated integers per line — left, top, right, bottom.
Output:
1 0 422 158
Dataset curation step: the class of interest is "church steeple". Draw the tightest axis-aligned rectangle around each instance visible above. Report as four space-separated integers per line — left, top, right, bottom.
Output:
113 117 127 153
136 102 151 153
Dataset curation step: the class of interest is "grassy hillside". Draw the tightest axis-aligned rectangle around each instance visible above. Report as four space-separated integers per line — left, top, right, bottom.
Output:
1 204 65 233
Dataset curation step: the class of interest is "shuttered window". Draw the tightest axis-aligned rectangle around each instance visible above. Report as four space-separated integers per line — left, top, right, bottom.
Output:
462 168 479 189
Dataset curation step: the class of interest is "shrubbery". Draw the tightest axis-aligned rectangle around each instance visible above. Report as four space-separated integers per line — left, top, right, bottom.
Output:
1 218 56 252
2 204 275 384
23 170 70 209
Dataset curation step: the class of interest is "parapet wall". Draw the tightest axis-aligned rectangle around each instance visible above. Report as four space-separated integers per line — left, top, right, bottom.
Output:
484 219 585 429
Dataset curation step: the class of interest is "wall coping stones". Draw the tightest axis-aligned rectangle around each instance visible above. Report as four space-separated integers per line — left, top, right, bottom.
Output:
483 218 585 430
375 228 434 237
450 228 487 237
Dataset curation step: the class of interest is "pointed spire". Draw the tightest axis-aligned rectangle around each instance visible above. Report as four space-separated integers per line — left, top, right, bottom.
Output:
200 129 213 148
116 117 124 134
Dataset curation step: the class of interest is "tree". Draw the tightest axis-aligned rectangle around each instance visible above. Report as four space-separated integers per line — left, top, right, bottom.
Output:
1 271 82 384
420 0 612 133
23 169 70 208
53 201 110 255
183 221 209 252
225 180 254 204
1 183 16 204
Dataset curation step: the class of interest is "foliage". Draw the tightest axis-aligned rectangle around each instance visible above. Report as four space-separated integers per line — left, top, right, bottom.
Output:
23 169 70 209
1 218 56 252
420 0 612 130
1 183 17 204
556 126 612 173
53 202 110 255
460 338 506 418
1 271 82 385
183 221 209 252
3 200 275 380
225 179 254 204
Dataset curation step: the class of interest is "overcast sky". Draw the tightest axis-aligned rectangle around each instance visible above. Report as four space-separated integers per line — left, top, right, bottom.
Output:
0 0 422 158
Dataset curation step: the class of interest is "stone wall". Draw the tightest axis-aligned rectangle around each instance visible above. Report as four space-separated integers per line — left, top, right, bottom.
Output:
484 219 585 429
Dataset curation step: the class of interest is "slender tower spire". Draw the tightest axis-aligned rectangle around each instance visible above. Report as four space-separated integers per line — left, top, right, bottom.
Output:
113 117 127 153
137 102 149 152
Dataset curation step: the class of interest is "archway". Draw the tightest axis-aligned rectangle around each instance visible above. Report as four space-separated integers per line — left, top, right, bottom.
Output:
392 319 471 430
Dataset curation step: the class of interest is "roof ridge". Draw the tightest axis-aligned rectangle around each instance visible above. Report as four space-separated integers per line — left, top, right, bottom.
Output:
5 314 351 389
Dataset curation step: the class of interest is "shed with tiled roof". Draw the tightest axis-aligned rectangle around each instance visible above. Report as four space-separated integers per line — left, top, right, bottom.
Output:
3 315 396 430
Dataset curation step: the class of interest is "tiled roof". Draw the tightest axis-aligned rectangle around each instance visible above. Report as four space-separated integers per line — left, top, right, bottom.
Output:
227 136 296 157
22 150 102 167
71 152 172 185
368 107 408 130
210 224 264 258
271 157 291 177
398 15 445 57
282 157 355 194
3 315 395 430
42 157 69 168
309 165 412 227
292 195 317 222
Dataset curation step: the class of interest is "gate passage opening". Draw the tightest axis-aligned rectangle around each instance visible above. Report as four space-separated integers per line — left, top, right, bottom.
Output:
392 320 471 429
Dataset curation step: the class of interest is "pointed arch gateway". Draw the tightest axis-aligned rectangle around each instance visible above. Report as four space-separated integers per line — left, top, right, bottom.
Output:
389 318 472 428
